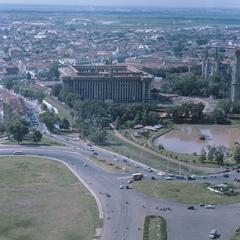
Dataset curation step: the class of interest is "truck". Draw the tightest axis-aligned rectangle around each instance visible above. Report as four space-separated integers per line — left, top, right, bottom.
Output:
132 173 144 181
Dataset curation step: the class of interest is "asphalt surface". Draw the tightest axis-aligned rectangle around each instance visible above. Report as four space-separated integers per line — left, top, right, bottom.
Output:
1 144 240 240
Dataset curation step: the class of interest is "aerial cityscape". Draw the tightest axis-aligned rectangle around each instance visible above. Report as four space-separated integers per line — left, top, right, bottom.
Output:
1 1 240 240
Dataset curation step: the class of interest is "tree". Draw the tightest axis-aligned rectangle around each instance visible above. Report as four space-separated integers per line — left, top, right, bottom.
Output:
51 83 62 97
3 79 14 90
7 117 29 143
49 63 60 80
31 129 42 144
207 145 224 165
89 129 106 145
0 123 5 137
233 145 240 163
40 112 59 132
60 118 70 129
217 100 231 114
215 150 224 165
210 109 228 124
70 111 75 126
199 147 206 162
207 146 216 161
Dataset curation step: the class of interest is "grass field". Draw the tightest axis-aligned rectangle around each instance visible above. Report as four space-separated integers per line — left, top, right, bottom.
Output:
90 155 130 172
6 137 64 146
105 130 201 175
232 233 240 240
143 216 167 240
134 181 240 205
0 156 101 240
44 96 74 124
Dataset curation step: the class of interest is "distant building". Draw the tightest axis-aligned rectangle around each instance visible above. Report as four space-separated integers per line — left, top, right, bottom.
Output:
59 64 153 103
202 49 220 79
231 49 240 103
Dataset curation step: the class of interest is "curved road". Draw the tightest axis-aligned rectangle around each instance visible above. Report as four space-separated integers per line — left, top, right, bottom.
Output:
0 145 240 240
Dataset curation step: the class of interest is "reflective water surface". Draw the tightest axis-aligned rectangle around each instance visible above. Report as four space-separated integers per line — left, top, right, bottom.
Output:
154 125 240 154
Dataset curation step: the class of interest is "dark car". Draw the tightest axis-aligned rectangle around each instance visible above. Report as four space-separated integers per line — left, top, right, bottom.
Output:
105 193 111 198
188 206 195 210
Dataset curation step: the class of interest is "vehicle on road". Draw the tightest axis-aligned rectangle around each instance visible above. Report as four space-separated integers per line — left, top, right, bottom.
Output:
157 171 165 176
120 185 124 189
209 229 218 239
132 173 144 181
145 167 153 172
13 151 24 155
188 206 195 210
205 205 216 209
105 193 111 198
83 163 87 167
134 164 140 168
165 177 175 180
176 175 185 180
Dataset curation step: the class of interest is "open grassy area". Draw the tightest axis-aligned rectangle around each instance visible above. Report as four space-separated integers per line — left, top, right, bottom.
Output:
0 156 101 240
232 233 240 240
5 137 64 146
105 130 201 175
143 216 167 240
44 96 74 124
134 181 240 205
90 155 130 172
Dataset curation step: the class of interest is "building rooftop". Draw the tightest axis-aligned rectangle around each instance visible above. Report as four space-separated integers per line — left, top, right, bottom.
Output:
59 64 153 79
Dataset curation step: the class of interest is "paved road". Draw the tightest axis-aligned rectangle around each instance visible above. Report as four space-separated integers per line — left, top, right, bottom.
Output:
1 145 240 240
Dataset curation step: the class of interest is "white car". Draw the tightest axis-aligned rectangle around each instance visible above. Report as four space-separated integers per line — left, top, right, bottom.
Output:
209 229 218 239
165 177 175 180
157 172 165 176
205 205 216 209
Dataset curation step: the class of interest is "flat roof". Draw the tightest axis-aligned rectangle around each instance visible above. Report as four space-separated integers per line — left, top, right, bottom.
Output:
59 64 153 79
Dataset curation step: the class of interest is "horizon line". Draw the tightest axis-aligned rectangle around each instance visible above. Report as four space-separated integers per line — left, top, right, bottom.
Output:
0 3 240 10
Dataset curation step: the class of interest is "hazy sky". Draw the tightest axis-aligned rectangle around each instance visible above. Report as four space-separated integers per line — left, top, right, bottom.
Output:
0 0 240 8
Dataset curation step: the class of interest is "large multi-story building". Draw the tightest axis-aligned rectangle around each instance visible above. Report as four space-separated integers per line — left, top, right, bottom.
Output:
59 65 153 103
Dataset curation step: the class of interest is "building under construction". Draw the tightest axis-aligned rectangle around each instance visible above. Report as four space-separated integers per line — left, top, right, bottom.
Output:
59 65 153 103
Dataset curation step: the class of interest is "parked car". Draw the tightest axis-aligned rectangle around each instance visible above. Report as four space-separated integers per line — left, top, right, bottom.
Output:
187 206 195 210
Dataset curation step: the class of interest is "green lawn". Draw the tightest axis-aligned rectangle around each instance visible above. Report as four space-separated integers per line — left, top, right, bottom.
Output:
105 130 201 175
5 137 64 146
0 156 102 240
232 233 240 240
90 155 130 172
143 216 167 240
134 181 240 205
44 96 74 124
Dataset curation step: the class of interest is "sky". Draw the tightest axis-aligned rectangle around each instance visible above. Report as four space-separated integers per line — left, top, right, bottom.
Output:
0 0 240 8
